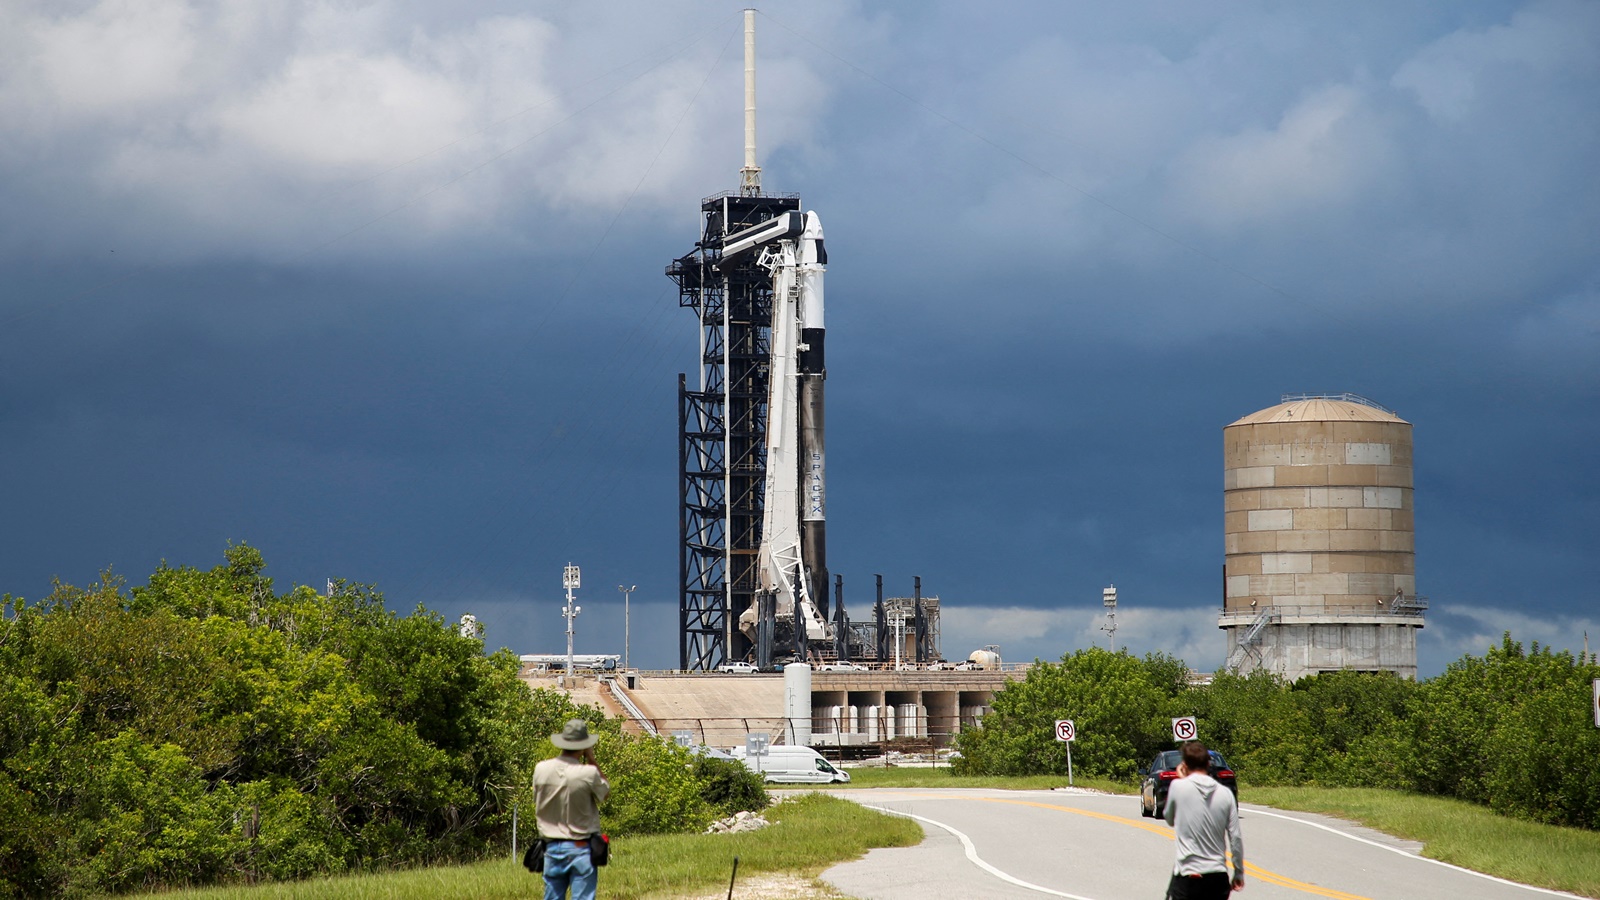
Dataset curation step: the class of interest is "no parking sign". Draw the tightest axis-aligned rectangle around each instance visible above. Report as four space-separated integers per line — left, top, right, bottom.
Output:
1171 716 1198 742
1054 720 1076 742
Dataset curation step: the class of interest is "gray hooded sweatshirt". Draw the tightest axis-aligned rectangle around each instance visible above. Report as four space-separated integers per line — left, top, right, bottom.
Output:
1163 772 1243 879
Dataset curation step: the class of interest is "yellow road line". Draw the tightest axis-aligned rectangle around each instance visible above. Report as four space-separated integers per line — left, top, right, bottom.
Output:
870 793 1372 900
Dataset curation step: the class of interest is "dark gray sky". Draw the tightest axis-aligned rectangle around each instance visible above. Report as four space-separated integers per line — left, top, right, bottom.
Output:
2 1 1596 675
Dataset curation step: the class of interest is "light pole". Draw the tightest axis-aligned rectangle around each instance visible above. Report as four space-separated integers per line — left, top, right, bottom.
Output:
563 564 582 679
617 584 636 670
1101 584 1118 651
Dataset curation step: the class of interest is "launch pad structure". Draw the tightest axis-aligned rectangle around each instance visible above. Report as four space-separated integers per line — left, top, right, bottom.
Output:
668 11 939 673
671 189 802 671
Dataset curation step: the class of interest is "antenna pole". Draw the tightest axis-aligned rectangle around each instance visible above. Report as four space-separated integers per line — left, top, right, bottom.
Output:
739 9 761 195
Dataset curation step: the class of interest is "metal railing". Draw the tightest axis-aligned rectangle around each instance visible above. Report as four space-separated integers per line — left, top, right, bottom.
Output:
1221 599 1428 620
628 661 1031 677
1279 392 1397 415
610 716 978 752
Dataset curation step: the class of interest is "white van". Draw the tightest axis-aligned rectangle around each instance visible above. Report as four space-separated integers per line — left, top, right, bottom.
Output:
733 746 851 784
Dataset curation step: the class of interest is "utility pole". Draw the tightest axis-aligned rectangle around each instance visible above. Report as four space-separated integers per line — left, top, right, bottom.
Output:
563 565 582 679
618 584 637 670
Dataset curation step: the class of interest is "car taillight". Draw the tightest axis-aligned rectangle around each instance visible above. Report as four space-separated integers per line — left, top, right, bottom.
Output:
1216 770 1233 778
1158 771 1179 780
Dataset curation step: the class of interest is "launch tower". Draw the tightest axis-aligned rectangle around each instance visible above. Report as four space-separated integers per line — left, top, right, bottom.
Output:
670 11 830 671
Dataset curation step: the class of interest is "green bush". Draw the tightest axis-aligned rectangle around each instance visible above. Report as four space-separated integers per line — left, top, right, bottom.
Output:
953 647 1176 780
954 636 1600 832
594 734 712 835
690 752 769 817
0 547 691 897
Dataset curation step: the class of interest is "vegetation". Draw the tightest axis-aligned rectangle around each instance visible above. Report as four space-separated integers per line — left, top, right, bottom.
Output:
1247 787 1600 898
0 547 767 898
954 642 1600 831
128 793 922 900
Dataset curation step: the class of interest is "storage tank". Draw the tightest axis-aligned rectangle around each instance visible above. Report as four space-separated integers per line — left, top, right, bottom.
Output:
967 647 1002 670
784 663 812 745
1222 393 1426 680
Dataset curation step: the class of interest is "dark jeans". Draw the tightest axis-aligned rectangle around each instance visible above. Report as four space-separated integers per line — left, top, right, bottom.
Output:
1166 871 1232 899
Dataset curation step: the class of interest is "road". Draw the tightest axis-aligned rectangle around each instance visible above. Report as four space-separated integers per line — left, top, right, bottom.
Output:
819 788 1583 900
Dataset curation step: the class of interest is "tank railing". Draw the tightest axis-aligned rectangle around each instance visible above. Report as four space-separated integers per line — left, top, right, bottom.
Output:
1221 600 1428 619
1279 392 1398 415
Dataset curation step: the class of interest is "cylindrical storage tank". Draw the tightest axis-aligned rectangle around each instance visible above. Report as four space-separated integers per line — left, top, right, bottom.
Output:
960 705 981 730
846 704 859 735
864 705 881 741
1223 394 1423 679
896 703 926 738
884 706 897 741
813 705 840 735
784 663 813 745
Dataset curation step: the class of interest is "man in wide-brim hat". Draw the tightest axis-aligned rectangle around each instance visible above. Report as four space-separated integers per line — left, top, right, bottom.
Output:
533 719 610 900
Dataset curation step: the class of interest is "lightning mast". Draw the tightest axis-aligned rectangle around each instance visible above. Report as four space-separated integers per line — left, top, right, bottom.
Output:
740 9 761 196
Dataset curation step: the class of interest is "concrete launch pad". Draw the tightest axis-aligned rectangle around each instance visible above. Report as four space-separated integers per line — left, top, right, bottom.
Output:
522 668 1026 750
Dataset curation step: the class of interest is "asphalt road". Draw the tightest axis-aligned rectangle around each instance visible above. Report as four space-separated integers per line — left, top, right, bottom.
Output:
820 788 1583 900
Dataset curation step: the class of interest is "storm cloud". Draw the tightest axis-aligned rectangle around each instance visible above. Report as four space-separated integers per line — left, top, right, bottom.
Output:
2 0 1595 673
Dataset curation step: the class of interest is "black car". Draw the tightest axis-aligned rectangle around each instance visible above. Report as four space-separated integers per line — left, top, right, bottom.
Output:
1139 749 1237 819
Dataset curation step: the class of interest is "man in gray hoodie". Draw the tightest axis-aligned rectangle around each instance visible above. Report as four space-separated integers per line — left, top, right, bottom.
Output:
1163 741 1244 898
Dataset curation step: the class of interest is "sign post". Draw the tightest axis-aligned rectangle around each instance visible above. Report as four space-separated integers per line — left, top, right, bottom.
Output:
1054 720 1076 786
1592 678 1598 729
1171 716 1198 743
745 733 769 775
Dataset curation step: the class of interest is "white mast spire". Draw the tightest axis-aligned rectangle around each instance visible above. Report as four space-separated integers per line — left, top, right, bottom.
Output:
739 8 761 196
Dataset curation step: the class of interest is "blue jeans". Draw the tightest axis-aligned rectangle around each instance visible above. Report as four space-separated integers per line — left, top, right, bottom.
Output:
542 840 597 900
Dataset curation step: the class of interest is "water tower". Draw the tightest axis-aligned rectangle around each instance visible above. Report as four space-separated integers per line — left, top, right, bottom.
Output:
1221 393 1426 680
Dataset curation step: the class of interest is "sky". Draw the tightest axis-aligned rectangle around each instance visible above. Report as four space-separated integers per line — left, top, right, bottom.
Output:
1 1 1596 677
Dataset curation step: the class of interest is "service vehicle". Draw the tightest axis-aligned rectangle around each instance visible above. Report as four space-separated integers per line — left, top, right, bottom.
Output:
715 661 758 674
1139 749 1237 819
731 745 851 784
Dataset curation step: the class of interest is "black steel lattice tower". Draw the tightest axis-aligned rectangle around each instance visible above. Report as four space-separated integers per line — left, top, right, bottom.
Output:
671 191 801 670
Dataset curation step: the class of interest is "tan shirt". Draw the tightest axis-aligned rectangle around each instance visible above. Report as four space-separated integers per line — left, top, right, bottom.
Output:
533 754 610 839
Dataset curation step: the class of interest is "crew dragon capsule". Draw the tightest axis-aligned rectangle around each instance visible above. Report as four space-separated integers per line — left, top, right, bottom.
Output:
723 210 832 647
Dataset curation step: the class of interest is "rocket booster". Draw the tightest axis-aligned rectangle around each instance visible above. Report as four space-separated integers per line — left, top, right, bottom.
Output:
797 212 828 622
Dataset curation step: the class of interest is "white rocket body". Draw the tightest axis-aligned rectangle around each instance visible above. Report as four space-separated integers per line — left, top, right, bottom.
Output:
738 211 830 645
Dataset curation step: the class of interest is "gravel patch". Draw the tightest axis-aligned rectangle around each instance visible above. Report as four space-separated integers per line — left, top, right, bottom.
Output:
659 871 851 899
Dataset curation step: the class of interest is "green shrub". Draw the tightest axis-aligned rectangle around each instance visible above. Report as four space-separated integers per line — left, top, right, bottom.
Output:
594 734 712 835
953 647 1174 780
690 752 768 817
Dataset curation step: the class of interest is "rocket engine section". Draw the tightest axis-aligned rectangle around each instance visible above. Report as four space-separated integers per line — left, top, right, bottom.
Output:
725 211 832 655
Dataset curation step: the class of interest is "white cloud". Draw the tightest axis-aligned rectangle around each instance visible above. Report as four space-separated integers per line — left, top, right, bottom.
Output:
0 1 841 261
1393 0 1600 122
1168 84 1391 231
24 0 201 116
943 602 1600 680
940 603 1226 672
1419 604 1600 674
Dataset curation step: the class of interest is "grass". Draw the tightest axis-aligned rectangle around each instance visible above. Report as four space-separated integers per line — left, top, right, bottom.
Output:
1247 786 1600 899
133 794 921 900
821 764 1132 794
